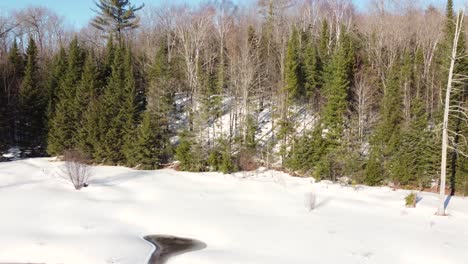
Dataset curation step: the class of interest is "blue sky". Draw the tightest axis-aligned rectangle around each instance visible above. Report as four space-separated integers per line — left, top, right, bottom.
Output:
0 0 464 29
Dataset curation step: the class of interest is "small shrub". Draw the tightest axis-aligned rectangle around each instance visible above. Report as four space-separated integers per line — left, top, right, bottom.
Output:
405 192 417 208
62 149 93 190
238 149 258 171
207 150 222 171
220 150 237 174
304 191 317 211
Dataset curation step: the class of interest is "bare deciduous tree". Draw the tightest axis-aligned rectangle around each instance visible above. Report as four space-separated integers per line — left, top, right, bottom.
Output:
62 150 93 190
437 9 466 216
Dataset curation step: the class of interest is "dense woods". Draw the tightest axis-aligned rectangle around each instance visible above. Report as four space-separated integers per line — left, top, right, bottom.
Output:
0 0 467 194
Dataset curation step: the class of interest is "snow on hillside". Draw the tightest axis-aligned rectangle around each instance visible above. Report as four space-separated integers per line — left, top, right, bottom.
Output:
1 158 467 264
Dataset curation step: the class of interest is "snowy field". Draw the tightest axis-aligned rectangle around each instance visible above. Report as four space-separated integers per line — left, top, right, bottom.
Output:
0 158 467 264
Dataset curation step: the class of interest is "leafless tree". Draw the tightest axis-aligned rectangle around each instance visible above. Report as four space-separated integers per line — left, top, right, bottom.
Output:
437 9 466 216
62 150 93 190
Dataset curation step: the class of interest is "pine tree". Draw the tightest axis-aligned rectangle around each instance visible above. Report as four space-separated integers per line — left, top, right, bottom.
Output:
46 46 67 125
126 111 165 169
98 46 125 163
122 48 138 163
5 40 25 147
147 40 173 115
0 80 7 151
391 98 437 186
18 37 47 155
77 99 101 159
284 26 303 102
449 29 468 195
98 46 137 164
99 34 115 90
75 51 99 155
365 62 402 185
92 0 144 42
47 37 84 155
302 35 321 106
319 19 330 60
321 29 353 146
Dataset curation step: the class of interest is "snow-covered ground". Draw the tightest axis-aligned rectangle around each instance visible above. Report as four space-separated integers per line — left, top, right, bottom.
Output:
1 158 467 264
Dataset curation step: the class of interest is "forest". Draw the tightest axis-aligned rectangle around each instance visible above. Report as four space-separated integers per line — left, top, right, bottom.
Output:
0 0 467 194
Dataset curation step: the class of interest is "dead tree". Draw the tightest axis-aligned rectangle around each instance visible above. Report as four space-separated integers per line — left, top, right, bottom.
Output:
437 9 465 216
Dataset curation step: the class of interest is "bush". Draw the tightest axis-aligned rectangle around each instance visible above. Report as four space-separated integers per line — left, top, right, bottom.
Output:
304 191 317 211
238 149 258 171
62 149 93 190
220 150 236 174
405 192 417 208
207 150 222 171
175 132 207 172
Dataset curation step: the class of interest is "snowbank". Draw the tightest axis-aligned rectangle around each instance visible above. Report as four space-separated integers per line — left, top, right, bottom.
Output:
0 158 467 264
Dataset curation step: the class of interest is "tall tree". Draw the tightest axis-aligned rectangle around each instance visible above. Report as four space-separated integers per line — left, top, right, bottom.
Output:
321 29 354 146
126 111 166 169
45 46 67 125
47 37 84 155
18 37 46 155
284 26 303 102
365 63 402 186
92 0 144 42
3 40 25 147
75 51 99 154
437 10 465 215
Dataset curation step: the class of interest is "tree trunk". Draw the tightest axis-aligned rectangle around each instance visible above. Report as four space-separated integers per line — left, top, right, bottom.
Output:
437 10 463 216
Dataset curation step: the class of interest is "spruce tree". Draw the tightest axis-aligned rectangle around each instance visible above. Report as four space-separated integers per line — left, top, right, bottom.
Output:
391 98 436 186
6 40 25 146
126 111 165 169
75 51 99 155
47 37 84 155
99 34 115 90
99 46 137 164
98 46 125 163
147 40 172 115
365 63 402 185
319 19 330 60
284 26 303 102
321 29 353 146
18 37 46 155
303 36 321 106
122 48 138 163
46 46 67 125
0 81 7 151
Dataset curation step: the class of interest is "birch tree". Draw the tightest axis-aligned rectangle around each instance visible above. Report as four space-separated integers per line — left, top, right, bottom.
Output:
437 9 466 216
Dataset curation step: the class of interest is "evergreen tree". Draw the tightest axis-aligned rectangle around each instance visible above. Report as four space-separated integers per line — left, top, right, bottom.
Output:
92 0 144 42
18 37 46 155
302 35 321 106
6 40 25 146
365 63 402 185
75 51 99 155
391 98 437 186
47 37 84 155
98 46 137 164
319 19 330 60
98 46 125 163
46 46 67 125
0 80 7 151
284 26 303 102
99 34 115 90
77 99 101 158
122 48 139 163
147 41 172 114
321 29 353 146
127 111 166 169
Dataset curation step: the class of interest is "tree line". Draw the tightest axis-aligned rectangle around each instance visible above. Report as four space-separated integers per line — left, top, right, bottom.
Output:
0 0 467 194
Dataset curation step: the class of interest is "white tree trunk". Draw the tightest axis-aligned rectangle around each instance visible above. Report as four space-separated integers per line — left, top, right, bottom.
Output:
437 10 464 216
